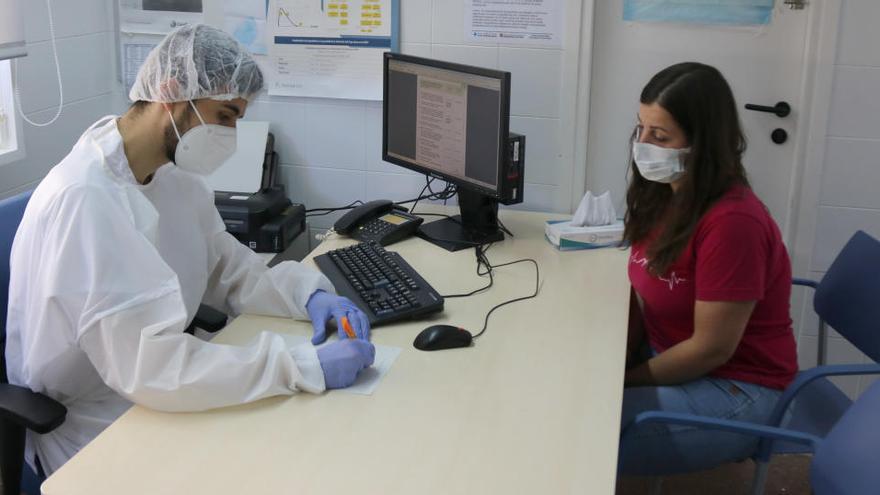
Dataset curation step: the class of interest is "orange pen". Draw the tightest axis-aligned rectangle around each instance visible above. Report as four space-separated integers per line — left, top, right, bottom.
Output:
340 316 357 339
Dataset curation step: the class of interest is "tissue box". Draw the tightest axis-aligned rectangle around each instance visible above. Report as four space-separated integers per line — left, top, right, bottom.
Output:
545 220 624 250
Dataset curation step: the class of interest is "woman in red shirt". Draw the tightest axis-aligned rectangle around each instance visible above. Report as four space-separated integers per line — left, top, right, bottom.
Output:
618 62 798 475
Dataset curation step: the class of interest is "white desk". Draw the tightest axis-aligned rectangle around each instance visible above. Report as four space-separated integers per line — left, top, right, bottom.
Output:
43 208 631 495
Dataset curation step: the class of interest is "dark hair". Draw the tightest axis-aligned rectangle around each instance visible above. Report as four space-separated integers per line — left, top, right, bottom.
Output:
622 62 749 275
129 100 151 112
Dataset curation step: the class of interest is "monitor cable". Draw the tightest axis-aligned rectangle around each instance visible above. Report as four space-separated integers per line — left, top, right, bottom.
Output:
438 242 540 340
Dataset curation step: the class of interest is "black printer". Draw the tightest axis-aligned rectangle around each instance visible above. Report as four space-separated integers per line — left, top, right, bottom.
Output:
214 133 305 253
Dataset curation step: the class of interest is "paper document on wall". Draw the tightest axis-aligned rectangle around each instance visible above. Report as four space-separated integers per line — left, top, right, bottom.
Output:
266 0 398 100
223 0 270 55
280 334 400 395
623 0 775 26
118 0 204 34
207 121 270 193
465 0 564 48
120 33 164 93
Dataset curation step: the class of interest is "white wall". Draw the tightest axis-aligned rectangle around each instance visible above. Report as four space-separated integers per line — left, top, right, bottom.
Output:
0 0 119 198
791 0 880 398
242 0 587 241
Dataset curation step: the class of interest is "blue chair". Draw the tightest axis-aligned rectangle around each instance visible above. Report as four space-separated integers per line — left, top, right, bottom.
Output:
622 377 880 494
0 190 67 495
619 230 880 494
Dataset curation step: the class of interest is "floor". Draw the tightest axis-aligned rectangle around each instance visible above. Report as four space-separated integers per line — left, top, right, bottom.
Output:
616 455 813 495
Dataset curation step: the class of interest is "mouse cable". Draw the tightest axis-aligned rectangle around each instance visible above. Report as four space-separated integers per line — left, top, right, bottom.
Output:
471 248 540 340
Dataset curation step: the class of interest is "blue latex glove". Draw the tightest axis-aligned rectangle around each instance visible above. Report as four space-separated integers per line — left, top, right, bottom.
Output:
305 290 370 344
316 339 376 389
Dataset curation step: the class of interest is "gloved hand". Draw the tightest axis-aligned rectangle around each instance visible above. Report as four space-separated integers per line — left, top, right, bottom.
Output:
316 339 376 389
306 290 370 344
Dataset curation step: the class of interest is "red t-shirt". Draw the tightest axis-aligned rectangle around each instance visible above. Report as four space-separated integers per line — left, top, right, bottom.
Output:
628 185 798 390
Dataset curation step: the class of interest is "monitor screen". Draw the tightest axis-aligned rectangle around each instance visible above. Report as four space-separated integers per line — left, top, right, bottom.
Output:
384 55 508 196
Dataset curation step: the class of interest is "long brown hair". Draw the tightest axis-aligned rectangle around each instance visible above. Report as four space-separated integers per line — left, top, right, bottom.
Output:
623 62 749 275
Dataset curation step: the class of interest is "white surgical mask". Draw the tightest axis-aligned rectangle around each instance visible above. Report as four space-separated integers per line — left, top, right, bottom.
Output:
632 141 689 184
167 101 237 176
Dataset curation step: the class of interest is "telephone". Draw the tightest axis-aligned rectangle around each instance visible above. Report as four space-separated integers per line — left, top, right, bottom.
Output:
333 199 424 246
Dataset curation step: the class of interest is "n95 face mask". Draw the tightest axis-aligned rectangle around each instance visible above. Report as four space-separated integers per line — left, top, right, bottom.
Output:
632 141 689 184
167 101 237 176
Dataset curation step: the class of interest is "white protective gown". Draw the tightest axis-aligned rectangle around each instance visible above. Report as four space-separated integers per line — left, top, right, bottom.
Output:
5 117 333 475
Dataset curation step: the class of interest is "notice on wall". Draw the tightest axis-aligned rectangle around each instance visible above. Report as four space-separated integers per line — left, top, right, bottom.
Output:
465 0 564 47
120 32 165 94
119 0 204 34
623 0 775 26
266 0 398 100
223 0 269 55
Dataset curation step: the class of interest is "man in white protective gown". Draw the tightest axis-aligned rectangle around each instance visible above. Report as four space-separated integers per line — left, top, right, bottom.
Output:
5 24 374 477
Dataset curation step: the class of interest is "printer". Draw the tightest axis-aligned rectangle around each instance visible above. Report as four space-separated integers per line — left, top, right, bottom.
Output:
212 131 306 253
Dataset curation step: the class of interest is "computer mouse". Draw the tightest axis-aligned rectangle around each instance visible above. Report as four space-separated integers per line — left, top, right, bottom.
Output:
413 324 473 351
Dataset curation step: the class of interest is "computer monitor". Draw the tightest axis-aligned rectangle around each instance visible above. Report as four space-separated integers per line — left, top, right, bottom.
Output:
383 52 524 251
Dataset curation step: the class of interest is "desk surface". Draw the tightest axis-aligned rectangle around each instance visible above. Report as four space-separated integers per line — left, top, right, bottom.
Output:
43 208 631 495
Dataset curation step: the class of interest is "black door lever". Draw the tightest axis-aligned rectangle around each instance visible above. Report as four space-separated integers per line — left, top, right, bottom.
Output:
745 101 791 118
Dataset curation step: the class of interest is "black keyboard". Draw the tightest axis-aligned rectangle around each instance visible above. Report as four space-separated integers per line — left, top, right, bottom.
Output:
314 241 444 326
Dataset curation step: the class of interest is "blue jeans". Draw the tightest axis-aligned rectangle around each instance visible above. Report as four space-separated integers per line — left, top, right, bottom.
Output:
618 376 782 476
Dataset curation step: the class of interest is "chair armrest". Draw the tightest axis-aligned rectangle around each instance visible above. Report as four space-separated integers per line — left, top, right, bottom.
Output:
766 363 880 427
191 304 228 333
0 383 67 434
621 411 821 451
792 278 819 289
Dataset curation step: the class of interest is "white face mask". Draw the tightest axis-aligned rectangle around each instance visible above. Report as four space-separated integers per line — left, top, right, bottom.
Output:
167 101 237 176
632 141 689 184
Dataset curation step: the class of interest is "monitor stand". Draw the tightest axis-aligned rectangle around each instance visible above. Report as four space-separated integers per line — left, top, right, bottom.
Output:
417 189 504 252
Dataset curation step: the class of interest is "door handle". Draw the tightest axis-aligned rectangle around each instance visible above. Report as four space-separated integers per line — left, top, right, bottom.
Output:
744 101 791 118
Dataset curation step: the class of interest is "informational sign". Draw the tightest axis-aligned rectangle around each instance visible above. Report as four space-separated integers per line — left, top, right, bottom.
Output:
223 0 269 55
623 0 775 26
266 0 399 100
465 0 564 48
119 0 204 34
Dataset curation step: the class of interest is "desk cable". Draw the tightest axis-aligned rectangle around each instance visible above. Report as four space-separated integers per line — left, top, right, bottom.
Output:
434 241 541 340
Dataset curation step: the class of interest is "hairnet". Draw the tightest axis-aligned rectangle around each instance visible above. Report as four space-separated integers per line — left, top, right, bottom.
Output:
128 24 264 103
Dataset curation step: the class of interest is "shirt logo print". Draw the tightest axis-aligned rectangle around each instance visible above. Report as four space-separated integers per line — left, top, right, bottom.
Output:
658 272 688 291
630 253 648 267
631 251 687 291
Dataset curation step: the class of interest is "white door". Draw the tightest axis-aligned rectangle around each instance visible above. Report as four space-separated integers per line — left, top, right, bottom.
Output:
585 3 812 239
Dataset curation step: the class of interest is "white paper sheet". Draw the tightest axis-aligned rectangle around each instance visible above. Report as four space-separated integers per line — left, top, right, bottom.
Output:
465 0 564 47
207 121 269 193
120 33 164 93
119 0 204 35
224 16 269 55
280 334 400 396
222 0 270 55
266 0 395 100
223 0 268 20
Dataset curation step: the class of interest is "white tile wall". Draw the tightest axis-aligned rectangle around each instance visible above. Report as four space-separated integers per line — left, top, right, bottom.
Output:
812 206 880 272
835 0 880 67
827 66 880 139
400 0 433 44
499 48 563 119
0 0 117 198
804 0 880 398
820 137 880 209
431 44 499 69
14 32 116 115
